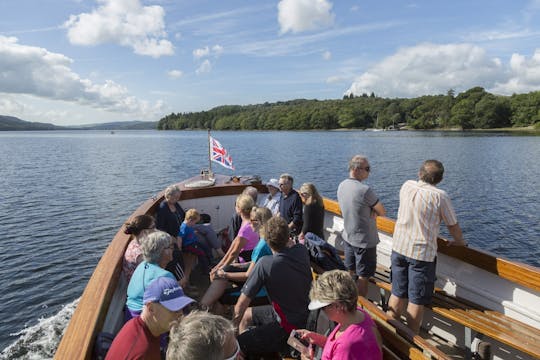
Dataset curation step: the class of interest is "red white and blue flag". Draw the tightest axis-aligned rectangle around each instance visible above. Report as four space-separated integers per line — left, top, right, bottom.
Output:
210 136 235 170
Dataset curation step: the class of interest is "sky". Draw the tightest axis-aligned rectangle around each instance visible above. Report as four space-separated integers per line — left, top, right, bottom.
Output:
1 0 540 126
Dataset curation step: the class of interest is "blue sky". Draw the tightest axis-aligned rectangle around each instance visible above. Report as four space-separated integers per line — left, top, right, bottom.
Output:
1 0 540 126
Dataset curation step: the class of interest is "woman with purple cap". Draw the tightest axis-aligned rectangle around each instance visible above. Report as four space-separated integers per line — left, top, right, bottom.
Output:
295 270 382 360
106 277 195 360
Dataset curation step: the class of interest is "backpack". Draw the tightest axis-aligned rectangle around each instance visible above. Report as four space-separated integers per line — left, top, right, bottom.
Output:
304 232 346 273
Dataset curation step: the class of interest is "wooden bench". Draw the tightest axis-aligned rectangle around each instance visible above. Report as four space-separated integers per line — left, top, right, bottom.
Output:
370 265 540 359
357 295 453 360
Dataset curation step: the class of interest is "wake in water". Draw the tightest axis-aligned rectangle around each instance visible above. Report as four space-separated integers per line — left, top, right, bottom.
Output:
0 299 79 360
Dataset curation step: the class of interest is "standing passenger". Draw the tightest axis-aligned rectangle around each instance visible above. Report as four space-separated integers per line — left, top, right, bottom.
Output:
387 160 467 333
337 155 386 296
278 173 303 234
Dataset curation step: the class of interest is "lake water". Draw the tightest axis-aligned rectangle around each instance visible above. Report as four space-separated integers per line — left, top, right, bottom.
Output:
0 130 539 358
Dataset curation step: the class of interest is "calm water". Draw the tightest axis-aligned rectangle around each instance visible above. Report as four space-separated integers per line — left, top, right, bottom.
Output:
0 130 539 358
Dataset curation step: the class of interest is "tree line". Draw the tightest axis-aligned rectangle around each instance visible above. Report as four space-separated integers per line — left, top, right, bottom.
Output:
158 87 540 131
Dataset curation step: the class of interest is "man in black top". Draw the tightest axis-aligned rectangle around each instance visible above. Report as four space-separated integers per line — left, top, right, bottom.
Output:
278 173 303 234
233 217 312 356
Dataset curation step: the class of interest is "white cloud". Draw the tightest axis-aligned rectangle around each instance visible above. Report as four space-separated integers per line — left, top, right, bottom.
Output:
193 45 224 59
491 49 540 94
64 0 173 58
0 35 163 119
322 50 331 60
193 46 210 59
278 0 335 34
212 45 224 56
0 97 25 114
196 59 212 74
326 75 348 84
346 43 506 97
167 69 183 79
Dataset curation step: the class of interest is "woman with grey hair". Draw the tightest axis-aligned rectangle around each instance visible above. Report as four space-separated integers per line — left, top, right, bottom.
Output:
156 184 186 281
125 230 178 318
295 270 382 360
167 311 238 360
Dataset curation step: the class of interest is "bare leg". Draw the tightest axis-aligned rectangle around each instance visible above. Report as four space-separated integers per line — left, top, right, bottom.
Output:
239 307 253 334
405 303 424 334
200 279 230 308
180 253 197 288
387 294 407 320
356 276 370 297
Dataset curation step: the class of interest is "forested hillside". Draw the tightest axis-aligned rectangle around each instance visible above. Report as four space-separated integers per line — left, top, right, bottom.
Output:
158 87 540 130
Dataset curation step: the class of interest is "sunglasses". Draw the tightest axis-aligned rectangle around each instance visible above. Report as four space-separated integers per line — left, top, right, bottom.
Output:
360 166 370 172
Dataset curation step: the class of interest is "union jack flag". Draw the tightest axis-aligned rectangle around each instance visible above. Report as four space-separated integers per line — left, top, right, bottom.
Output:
210 136 235 170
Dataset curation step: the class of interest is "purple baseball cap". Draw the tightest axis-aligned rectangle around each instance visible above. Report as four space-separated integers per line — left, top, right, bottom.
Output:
143 277 195 312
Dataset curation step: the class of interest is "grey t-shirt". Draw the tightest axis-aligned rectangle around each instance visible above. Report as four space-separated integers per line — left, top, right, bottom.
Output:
337 178 380 248
241 244 312 328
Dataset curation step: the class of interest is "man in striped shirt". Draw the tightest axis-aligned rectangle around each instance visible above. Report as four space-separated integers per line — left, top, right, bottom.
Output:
387 160 467 333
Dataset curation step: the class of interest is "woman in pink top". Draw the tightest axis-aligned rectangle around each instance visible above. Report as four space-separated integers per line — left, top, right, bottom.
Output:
123 215 155 282
210 194 258 279
296 270 382 360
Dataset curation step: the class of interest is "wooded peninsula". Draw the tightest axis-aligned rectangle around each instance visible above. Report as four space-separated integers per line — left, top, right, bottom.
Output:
158 87 540 131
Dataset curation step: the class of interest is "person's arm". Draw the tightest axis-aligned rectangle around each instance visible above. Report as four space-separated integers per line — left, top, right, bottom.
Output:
212 236 247 272
372 201 386 217
291 194 303 230
233 293 252 329
447 223 467 246
219 261 255 282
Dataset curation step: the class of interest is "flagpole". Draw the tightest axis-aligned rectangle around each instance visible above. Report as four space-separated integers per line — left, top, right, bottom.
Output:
207 129 212 173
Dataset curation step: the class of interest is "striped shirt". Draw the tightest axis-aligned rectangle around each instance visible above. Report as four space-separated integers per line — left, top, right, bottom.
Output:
392 180 458 261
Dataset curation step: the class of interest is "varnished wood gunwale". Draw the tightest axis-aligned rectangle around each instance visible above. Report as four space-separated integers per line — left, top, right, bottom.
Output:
55 175 258 359
323 197 540 293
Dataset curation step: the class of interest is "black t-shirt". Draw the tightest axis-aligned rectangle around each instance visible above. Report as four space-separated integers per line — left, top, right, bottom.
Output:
241 244 312 328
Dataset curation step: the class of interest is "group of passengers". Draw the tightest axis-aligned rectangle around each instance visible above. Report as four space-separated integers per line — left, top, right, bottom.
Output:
107 156 467 359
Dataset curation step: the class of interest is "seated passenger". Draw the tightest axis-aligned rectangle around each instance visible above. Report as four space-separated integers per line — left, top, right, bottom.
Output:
156 185 186 281
278 173 303 234
126 231 177 318
296 270 383 360
258 178 281 215
211 194 258 277
178 209 211 288
167 311 238 360
298 182 325 241
106 277 194 360
229 186 259 240
123 214 156 282
200 207 273 311
233 216 312 357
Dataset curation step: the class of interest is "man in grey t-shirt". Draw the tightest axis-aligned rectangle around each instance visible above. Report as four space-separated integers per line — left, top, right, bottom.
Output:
337 155 386 296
